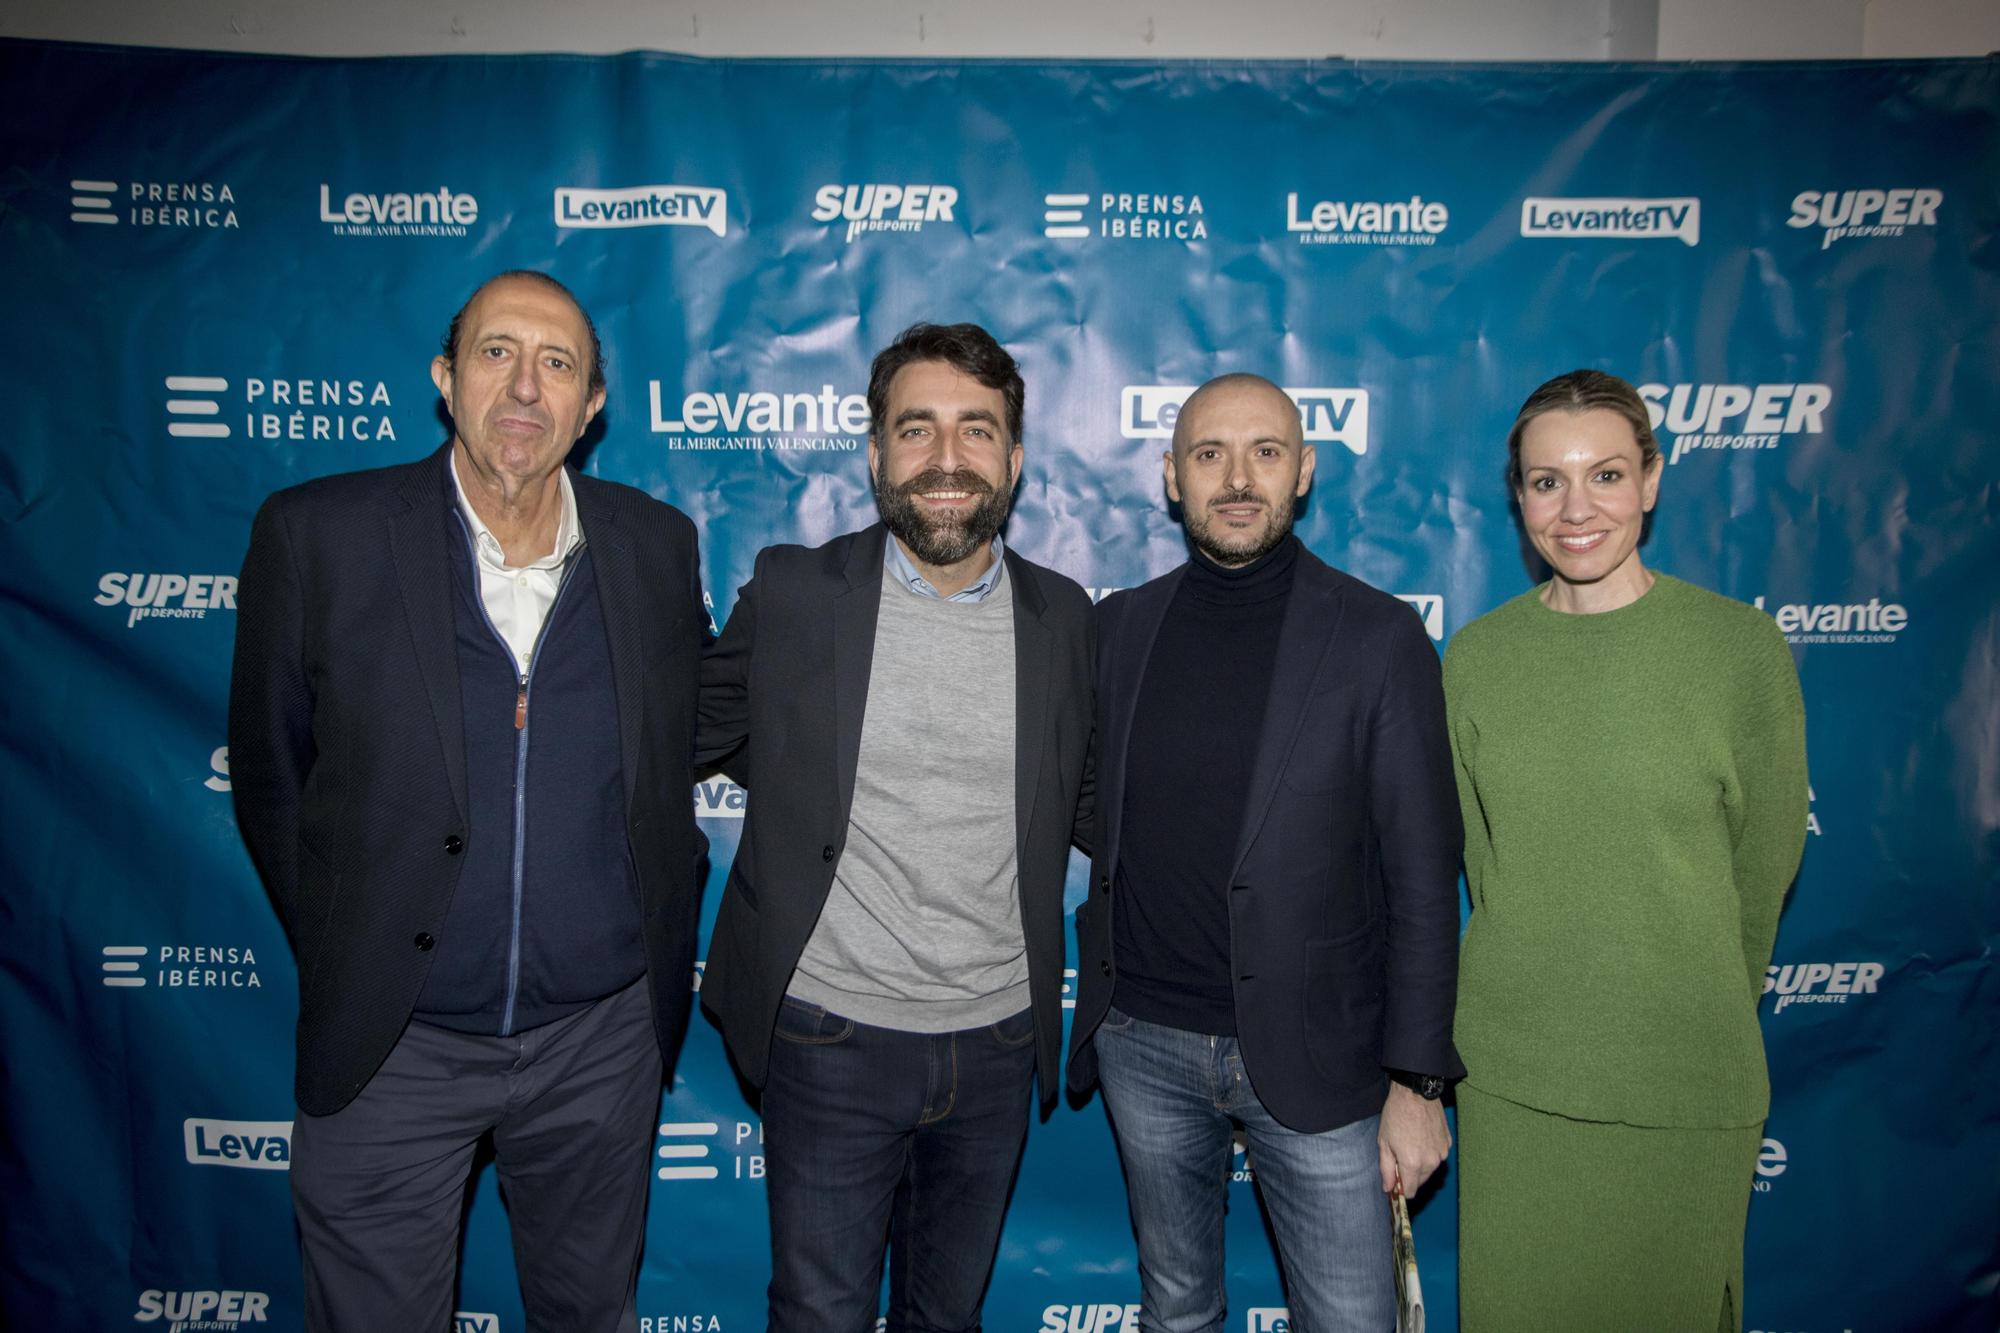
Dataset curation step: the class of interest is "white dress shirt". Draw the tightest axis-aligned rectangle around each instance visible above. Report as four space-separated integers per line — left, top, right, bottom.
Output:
450 457 584 676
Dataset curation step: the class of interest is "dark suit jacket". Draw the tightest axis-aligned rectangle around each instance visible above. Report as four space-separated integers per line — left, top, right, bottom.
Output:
228 445 709 1116
1067 546 1464 1133
696 524 1094 1105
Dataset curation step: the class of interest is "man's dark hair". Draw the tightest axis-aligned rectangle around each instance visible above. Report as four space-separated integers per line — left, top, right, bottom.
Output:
866 322 1024 444
440 270 606 397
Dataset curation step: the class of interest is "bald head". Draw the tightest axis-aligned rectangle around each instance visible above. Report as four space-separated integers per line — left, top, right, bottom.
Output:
1170 373 1302 458
1163 372 1316 568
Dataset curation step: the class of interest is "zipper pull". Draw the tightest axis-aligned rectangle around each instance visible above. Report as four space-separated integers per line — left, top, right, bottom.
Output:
514 676 527 730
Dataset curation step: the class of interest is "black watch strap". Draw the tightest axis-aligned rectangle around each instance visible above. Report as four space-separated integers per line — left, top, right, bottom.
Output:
1387 1069 1449 1100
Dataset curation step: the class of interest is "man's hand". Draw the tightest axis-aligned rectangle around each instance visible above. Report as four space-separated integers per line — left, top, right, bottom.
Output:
1377 1082 1451 1196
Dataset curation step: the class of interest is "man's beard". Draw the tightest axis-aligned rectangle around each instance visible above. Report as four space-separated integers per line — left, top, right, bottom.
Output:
1184 486 1296 568
873 465 1013 568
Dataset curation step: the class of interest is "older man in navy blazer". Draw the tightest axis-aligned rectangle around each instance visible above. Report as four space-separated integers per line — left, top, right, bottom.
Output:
230 271 707 1332
1067 373 1464 1330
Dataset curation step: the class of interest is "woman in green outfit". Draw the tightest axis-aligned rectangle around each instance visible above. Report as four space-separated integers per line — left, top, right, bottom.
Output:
1445 370 1808 1332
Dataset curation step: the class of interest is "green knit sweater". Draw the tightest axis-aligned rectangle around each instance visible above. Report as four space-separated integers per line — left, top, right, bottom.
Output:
1444 573 1808 1128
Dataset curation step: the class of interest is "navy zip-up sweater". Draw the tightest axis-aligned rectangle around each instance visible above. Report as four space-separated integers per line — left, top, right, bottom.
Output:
413 493 645 1034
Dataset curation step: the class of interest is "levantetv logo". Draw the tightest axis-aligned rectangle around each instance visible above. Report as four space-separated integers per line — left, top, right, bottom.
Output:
1121 384 1369 457
1520 196 1700 247
134 1289 270 1329
184 1118 292 1169
557 184 727 235
319 184 477 237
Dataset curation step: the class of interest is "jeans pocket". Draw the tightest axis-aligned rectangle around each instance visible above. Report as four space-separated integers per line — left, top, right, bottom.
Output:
1096 1004 1139 1035
988 1006 1037 1050
772 997 855 1046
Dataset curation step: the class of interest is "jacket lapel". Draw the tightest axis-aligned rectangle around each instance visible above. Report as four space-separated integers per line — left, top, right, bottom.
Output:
1103 568 1185 870
831 525 888 820
1228 552 1345 879
574 476 646 810
1008 551 1053 868
389 451 468 825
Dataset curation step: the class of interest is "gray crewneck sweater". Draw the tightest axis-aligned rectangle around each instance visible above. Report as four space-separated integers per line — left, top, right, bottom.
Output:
787 562 1027 1030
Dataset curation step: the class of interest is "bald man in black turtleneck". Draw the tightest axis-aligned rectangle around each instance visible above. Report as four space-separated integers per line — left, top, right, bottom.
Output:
1067 373 1464 1330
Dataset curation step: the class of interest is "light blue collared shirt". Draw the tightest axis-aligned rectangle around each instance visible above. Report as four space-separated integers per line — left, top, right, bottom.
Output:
883 533 1007 603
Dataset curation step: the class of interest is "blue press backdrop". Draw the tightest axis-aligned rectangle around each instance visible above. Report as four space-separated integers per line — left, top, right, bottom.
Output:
1 39 1996 1333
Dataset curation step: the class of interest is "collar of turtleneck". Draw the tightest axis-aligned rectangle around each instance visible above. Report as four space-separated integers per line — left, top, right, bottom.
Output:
1183 532 1300 606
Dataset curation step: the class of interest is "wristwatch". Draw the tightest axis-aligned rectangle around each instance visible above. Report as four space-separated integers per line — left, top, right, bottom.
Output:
1387 1069 1449 1101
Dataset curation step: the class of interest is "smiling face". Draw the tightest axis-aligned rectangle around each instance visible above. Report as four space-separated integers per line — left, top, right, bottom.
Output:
1165 376 1317 568
430 275 604 493
868 358 1023 571
1515 407 1662 607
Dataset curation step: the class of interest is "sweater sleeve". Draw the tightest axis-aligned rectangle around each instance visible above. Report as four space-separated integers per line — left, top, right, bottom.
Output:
1729 618 1809 1000
1441 639 1488 914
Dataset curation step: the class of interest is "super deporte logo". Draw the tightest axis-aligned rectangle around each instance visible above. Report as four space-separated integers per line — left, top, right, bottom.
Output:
1787 188 1941 250
134 1288 270 1330
1639 383 1831 465
1763 961 1884 1013
1520 195 1699 246
649 383 867 452
319 183 477 237
1040 1305 1141 1333
556 184 727 236
811 183 958 243
96 573 238 629
1121 384 1369 457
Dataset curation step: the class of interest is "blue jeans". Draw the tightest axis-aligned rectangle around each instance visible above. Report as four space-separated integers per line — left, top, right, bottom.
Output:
762 996 1037 1333
1095 1007 1395 1333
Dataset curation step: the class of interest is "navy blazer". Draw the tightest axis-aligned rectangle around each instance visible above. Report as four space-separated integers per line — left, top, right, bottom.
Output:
695 524 1095 1106
1067 545 1464 1133
228 445 709 1116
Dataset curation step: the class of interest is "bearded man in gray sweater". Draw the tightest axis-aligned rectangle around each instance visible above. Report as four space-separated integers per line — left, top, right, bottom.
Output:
696 322 1095 1333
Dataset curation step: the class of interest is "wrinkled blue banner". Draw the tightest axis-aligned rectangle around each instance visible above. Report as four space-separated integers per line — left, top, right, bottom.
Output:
1 39 1995 1333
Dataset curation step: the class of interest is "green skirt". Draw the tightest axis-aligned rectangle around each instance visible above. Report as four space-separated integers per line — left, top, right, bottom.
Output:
1457 1082 1762 1333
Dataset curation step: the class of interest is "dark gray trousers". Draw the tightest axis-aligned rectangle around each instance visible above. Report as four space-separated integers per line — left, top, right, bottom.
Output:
290 976 662 1333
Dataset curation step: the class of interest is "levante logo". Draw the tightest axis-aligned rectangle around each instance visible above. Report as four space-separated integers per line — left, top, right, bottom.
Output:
1753 595 1907 645
319 183 477 237
648 383 867 452
1285 192 1449 246
556 184 727 236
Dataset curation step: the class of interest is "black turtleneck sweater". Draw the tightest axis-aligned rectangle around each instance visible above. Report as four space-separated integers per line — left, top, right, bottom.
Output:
1112 535 1300 1036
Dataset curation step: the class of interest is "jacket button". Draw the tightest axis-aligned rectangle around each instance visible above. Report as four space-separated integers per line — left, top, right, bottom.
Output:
413 932 436 952
821 844 836 863
443 835 464 855
1099 960 1113 977
1098 874 1110 893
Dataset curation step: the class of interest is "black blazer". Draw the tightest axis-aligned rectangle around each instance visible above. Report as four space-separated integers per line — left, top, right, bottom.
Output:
696 524 1094 1105
228 446 709 1116
1067 546 1464 1133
